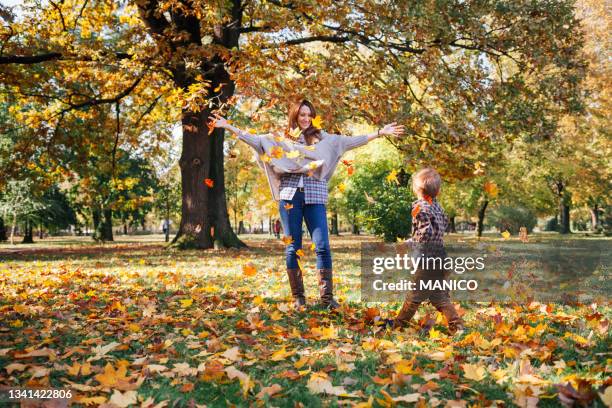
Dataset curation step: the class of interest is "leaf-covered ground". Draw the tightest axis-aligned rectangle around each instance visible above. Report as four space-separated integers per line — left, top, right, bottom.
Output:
1 234 610 407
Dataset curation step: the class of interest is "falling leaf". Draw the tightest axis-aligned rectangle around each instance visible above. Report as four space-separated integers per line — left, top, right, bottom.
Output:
284 203 293 211
242 262 257 277
296 249 305 258
484 181 498 197
501 231 511 239
288 127 302 139
338 183 346 192
307 160 324 170
365 192 376 204
270 146 284 159
204 178 214 188
412 204 421 218
286 150 300 159
386 169 399 184
347 166 354 176
260 154 272 163
281 236 293 245
311 115 323 129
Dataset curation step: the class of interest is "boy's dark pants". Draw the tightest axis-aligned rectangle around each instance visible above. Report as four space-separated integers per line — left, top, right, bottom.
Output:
393 268 463 330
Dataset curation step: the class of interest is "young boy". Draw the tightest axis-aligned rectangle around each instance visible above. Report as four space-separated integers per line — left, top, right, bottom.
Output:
391 167 464 334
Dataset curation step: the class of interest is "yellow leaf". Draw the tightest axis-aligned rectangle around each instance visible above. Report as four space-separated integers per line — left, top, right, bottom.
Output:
281 236 293 245
260 154 272 163
311 115 323 129
294 355 310 369
270 346 295 361
95 361 130 388
296 249 305 258
338 183 346 192
429 327 442 339
180 298 193 308
462 363 487 381
289 127 302 139
501 231 511 240
269 310 283 321
386 169 399 184
286 150 300 159
394 359 417 375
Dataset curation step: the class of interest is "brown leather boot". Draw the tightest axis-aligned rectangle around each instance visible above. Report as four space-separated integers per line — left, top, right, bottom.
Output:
318 268 340 310
286 268 306 308
435 302 464 335
392 301 420 329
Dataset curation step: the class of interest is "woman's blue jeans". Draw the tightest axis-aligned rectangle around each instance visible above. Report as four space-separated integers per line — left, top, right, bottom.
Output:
278 190 332 269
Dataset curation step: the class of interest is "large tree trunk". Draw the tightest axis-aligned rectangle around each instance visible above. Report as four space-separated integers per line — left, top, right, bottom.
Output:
448 216 457 233
0 217 7 241
172 83 244 248
477 200 489 238
22 219 34 244
138 0 244 249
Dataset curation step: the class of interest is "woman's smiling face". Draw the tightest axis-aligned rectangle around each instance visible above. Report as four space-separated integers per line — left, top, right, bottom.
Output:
297 105 313 130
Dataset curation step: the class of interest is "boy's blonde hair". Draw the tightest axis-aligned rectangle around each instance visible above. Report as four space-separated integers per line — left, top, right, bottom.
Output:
412 167 441 198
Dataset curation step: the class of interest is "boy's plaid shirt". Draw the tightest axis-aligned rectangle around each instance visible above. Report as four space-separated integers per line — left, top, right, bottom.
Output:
412 198 448 244
279 173 328 204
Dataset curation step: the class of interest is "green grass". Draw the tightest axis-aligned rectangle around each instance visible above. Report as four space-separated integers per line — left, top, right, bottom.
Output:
0 233 610 407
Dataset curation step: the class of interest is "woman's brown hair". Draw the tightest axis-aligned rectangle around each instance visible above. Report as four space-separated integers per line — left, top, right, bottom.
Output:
287 99 321 145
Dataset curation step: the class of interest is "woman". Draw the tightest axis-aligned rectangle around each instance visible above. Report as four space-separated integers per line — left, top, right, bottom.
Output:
211 99 404 309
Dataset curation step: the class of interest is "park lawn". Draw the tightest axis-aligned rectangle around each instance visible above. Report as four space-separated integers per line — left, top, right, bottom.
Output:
0 234 610 407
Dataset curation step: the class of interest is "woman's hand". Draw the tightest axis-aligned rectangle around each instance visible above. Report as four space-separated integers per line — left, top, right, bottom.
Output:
208 113 229 129
379 122 405 137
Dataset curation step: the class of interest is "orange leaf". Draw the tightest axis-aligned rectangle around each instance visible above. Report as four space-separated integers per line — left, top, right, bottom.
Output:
412 204 421 218
242 262 257 277
284 203 293 211
204 178 214 188
281 236 293 245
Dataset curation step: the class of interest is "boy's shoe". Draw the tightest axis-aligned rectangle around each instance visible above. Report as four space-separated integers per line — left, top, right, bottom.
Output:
448 323 465 336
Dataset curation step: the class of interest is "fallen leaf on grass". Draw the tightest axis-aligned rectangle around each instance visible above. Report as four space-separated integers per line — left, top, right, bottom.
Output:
256 383 283 399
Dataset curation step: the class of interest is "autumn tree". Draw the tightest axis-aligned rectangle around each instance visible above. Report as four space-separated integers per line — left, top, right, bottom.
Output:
1 0 585 248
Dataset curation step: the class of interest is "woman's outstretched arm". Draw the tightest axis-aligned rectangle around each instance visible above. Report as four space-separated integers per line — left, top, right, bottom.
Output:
209 114 264 152
366 122 405 142
339 122 406 151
